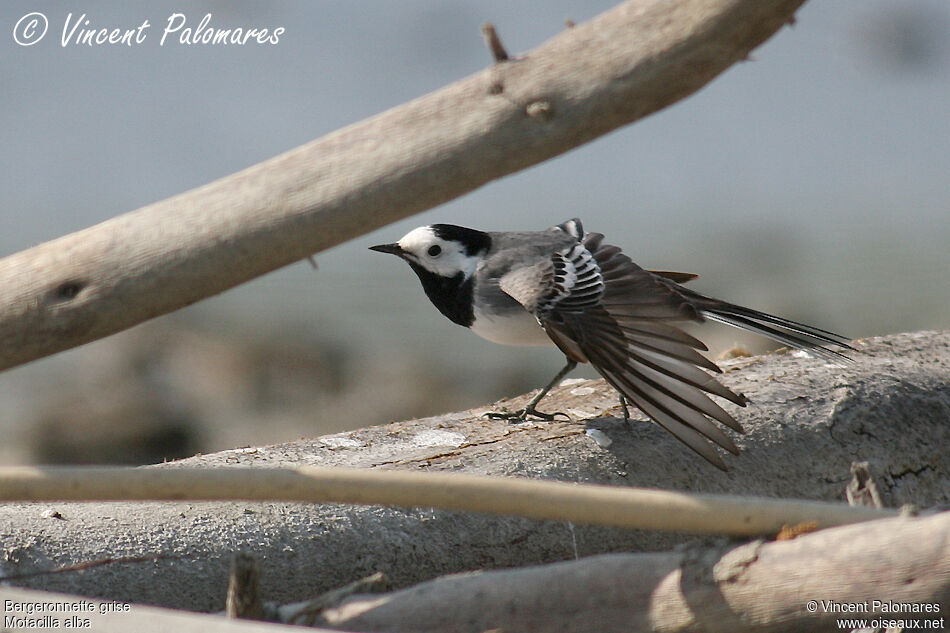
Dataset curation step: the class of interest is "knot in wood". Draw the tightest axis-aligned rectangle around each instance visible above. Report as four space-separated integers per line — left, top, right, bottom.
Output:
526 100 554 121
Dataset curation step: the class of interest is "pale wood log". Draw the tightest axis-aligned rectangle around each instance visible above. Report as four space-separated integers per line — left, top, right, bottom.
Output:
312 511 950 633
0 0 805 371
0 465 893 536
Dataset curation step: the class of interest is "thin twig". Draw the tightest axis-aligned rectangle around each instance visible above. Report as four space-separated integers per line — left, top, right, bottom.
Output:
480 23 509 62
0 554 176 581
282 571 388 626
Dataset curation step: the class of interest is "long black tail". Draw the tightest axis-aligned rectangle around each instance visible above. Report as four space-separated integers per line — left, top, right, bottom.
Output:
674 285 854 363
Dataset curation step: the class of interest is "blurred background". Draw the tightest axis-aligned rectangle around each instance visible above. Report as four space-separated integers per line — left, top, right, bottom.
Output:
1 0 948 465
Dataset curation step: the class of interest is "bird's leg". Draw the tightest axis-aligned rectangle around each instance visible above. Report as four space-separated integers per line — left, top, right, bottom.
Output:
522 359 577 418
618 394 630 421
487 359 577 421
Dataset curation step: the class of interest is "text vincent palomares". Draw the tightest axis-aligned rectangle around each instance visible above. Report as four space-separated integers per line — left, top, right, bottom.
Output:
16 12 284 48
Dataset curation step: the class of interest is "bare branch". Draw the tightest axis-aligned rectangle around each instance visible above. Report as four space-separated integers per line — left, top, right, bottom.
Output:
281 572 388 627
0 465 892 536
0 0 806 372
480 23 510 62
225 553 264 620
0 554 175 581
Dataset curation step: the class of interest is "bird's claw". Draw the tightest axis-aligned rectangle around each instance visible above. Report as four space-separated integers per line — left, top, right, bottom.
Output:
485 407 571 422
617 395 630 422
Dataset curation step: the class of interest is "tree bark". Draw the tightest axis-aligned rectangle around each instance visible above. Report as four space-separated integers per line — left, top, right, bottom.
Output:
0 0 805 371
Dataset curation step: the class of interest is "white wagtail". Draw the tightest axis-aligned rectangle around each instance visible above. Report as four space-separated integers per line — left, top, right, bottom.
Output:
370 219 852 469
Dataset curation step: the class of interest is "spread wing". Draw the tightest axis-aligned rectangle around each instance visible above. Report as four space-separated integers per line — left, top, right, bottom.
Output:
500 232 746 469
499 226 853 470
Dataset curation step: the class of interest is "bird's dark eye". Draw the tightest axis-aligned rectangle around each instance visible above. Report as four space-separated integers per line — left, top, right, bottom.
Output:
427 245 442 257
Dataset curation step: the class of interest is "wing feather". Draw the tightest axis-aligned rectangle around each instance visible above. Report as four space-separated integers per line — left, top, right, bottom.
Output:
497 223 851 470
524 233 747 468
497 260 553 314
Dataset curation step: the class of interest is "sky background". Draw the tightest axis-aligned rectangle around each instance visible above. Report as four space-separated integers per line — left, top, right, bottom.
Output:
1 0 948 460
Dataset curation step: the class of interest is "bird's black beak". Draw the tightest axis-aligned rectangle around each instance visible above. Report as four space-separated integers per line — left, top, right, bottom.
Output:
369 243 403 256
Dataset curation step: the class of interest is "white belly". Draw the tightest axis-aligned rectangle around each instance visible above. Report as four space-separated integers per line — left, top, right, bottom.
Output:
470 306 555 347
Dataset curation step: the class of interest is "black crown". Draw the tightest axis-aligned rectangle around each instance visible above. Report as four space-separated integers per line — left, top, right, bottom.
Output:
429 224 492 256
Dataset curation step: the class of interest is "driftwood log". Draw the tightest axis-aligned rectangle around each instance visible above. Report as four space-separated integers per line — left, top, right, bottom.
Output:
1 331 947 614
0 0 807 372
307 511 949 633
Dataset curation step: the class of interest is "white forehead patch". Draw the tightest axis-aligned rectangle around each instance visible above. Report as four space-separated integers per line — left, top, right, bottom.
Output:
397 226 438 251
394 225 481 279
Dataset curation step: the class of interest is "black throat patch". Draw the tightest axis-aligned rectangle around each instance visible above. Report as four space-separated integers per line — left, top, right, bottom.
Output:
406 262 475 328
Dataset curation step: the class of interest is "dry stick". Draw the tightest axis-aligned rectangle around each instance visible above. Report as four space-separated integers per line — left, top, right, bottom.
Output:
0 466 893 536
225 553 264 620
0 0 807 372
481 23 510 62
282 572 388 627
0 554 176 581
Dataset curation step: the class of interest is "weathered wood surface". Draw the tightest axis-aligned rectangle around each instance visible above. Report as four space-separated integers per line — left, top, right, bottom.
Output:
312 511 950 633
1 332 947 611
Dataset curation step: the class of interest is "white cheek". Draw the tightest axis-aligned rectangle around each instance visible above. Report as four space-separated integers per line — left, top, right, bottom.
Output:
430 252 477 278
417 257 448 276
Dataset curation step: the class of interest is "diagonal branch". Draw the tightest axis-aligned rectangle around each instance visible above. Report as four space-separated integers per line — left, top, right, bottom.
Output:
0 0 806 371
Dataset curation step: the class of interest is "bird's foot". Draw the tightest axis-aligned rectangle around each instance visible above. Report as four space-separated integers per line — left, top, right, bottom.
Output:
618 395 630 422
485 406 570 422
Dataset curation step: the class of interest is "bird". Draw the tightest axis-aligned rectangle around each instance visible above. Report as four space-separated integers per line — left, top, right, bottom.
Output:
370 218 853 470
